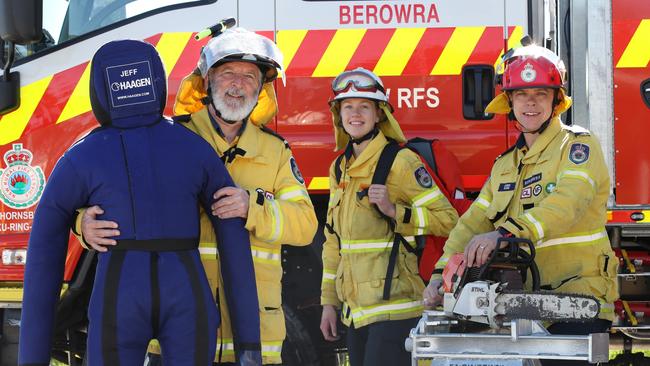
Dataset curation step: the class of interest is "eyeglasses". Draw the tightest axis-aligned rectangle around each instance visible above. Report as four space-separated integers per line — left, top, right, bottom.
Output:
332 70 385 95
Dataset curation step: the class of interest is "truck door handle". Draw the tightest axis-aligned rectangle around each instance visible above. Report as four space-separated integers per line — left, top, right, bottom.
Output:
641 78 650 109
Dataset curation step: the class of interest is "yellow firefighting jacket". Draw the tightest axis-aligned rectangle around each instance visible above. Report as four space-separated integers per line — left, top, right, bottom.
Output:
187 108 317 363
145 107 317 363
432 118 618 320
321 131 458 327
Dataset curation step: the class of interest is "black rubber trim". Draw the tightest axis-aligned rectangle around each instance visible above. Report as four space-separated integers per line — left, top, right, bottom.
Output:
403 207 411 223
177 251 210 366
522 203 535 211
111 238 198 251
102 250 126 366
506 217 524 231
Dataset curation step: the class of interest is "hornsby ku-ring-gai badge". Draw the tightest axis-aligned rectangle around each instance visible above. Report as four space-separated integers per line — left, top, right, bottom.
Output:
0 144 46 209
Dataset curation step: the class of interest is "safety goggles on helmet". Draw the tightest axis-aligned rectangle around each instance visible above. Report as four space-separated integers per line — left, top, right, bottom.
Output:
332 69 385 95
329 68 390 105
198 27 284 83
496 45 566 90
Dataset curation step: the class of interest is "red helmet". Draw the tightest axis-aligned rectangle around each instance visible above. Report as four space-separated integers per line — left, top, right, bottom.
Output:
500 45 566 90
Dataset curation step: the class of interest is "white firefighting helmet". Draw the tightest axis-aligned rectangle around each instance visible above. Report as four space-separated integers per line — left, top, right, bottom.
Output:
198 27 284 83
329 68 406 151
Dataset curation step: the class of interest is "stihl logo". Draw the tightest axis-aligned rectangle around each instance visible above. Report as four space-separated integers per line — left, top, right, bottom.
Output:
471 287 485 293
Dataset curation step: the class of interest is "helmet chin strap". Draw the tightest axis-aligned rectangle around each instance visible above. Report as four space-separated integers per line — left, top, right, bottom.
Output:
349 126 379 145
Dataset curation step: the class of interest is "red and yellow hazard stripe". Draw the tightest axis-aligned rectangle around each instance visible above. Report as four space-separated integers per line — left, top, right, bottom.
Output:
0 25 523 155
615 18 650 68
278 26 522 77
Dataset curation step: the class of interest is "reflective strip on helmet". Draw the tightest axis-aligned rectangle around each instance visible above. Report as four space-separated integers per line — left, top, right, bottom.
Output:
343 299 423 323
276 185 310 202
536 229 607 249
474 195 491 210
412 187 443 207
322 269 337 283
266 199 284 243
559 169 596 190
251 245 281 264
340 236 415 253
523 212 545 240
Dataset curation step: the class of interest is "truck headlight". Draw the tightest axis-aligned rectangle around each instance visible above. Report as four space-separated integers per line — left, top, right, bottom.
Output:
2 249 27 265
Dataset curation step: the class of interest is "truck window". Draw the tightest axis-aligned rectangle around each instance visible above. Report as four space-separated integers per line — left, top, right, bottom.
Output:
3 0 208 63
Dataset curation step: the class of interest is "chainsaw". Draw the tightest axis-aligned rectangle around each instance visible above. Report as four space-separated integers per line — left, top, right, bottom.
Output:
440 237 600 328
405 237 609 365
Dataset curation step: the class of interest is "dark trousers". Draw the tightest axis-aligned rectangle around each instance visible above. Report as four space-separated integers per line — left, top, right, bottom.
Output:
540 319 612 366
346 317 418 366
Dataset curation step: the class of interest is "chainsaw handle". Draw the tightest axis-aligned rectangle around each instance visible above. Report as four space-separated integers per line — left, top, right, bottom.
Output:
477 236 540 291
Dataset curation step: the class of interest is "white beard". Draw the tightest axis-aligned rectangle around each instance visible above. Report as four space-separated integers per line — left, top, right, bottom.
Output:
212 86 259 122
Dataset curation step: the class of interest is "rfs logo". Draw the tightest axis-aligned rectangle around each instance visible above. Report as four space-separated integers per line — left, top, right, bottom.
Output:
521 63 537 83
0 144 45 209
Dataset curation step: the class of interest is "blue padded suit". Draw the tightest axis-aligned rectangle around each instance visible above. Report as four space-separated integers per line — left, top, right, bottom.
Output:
19 40 261 366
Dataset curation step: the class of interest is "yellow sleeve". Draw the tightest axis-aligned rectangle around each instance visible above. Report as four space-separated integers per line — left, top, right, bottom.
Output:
320 161 342 308
244 146 318 246
430 177 495 281
71 208 89 249
499 135 607 242
391 151 458 238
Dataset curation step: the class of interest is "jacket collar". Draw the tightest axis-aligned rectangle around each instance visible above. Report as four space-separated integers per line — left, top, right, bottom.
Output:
193 108 259 159
521 117 562 164
346 131 389 178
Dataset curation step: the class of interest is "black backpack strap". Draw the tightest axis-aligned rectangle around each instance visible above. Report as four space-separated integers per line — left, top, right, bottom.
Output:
405 137 438 176
358 140 402 210
383 233 418 300
334 143 354 184
372 140 401 185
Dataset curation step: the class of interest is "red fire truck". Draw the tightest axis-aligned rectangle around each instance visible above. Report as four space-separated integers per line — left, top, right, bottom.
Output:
0 0 648 364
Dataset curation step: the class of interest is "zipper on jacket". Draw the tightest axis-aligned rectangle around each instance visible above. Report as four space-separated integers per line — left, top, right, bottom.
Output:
119 132 138 234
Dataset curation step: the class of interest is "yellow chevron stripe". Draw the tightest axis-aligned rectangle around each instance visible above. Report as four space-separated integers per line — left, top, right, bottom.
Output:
277 30 308 71
374 28 426 76
313 29 366 77
617 19 650 68
155 32 193 77
0 76 52 145
431 26 485 75
494 26 524 68
308 177 329 190
56 62 91 124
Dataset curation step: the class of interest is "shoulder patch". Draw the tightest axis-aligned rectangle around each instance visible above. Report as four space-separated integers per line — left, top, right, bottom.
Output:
261 126 290 149
289 156 305 184
569 143 590 164
414 166 433 188
565 124 591 136
172 114 192 123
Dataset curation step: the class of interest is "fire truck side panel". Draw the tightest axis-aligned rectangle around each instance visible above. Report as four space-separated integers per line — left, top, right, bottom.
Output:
612 0 650 205
274 0 529 193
